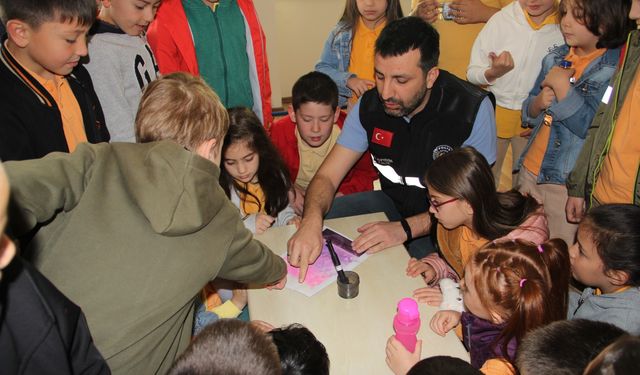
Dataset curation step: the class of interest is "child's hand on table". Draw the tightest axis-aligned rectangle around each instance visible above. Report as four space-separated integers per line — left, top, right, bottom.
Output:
430 310 461 337
386 335 422 375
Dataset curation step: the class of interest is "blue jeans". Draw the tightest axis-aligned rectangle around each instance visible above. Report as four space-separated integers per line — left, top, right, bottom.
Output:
325 191 435 259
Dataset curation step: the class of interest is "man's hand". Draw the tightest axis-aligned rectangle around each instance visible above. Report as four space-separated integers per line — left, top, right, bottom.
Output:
413 286 443 306
286 219 324 283
347 77 375 98
255 214 276 234
566 196 586 223
290 184 306 216
351 221 407 254
385 336 422 375
413 0 439 24
485 51 514 82
429 310 461 336
451 0 501 24
406 258 436 282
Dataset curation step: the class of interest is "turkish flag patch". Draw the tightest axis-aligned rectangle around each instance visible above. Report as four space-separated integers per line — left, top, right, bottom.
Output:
371 127 394 147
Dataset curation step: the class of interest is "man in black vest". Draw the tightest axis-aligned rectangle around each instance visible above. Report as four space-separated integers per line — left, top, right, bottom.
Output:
288 17 496 282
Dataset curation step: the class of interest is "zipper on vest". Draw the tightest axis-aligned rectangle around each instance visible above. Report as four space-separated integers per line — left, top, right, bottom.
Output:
212 11 228 105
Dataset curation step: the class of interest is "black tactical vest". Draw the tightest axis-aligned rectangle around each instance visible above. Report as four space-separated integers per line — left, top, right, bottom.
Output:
360 70 492 217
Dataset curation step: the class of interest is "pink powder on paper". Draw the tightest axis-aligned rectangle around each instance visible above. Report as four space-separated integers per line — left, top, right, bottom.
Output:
285 242 360 287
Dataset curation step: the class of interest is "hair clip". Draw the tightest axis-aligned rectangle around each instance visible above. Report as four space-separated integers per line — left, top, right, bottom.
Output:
519 278 528 288
537 244 544 253
496 266 501 273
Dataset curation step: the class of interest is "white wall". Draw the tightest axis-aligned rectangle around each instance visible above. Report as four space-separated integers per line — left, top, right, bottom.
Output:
255 0 412 108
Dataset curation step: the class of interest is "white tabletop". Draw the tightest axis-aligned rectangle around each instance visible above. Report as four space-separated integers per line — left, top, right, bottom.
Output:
249 213 469 375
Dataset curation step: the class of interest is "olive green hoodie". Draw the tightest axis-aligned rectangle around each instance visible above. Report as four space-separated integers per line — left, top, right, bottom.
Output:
5 141 286 374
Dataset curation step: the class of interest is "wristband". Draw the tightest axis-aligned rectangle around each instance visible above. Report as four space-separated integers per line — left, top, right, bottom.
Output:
399 218 412 242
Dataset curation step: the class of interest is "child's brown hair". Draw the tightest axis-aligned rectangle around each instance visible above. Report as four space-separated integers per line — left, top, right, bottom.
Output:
466 239 571 362
558 0 634 49
0 0 96 28
136 72 229 152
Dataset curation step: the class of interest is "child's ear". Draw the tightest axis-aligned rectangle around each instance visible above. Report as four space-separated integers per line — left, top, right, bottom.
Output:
333 107 341 124
287 105 296 123
6 20 31 48
462 200 474 216
101 0 113 9
606 269 630 287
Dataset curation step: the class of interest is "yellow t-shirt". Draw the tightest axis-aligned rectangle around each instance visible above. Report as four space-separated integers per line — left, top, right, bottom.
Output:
523 47 607 176
25 67 87 152
593 69 640 203
294 125 341 189
239 182 266 214
436 223 489 276
348 17 385 104
411 0 513 79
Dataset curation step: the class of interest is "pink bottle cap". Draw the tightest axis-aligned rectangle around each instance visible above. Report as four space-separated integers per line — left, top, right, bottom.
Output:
396 298 420 323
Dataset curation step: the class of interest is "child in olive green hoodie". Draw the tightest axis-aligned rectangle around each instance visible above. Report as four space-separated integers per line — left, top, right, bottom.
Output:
5 73 287 375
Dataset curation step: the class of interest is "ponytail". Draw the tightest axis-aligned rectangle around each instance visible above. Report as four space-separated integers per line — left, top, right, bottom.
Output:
469 239 571 363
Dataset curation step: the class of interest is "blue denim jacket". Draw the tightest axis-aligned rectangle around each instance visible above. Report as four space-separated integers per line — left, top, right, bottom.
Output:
315 22 353 107
519 44 621 184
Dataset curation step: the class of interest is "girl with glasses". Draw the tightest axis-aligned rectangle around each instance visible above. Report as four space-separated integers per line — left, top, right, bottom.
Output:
406 147 549 306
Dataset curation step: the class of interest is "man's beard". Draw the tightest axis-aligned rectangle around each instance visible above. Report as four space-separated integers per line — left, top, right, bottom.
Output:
380 84 429 117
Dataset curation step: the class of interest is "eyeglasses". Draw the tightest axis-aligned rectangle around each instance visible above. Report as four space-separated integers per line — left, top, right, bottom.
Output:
428 196 458 212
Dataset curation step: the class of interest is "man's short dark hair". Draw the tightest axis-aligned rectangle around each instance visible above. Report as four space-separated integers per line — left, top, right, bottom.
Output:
375 17 439 73
0 0 96 28
292 71 339 111
268 324 330 375
516 319 627 375
168 320 281 375
407 356 481 375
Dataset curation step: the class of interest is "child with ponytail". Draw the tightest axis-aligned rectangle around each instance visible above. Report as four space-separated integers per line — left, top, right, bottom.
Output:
431 239 571 374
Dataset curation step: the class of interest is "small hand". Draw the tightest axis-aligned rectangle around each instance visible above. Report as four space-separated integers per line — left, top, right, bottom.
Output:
413 286 443 306
346 77 375 98
519 128 533 138
406 258 436 282
566 196 586 223
287 216 301 228
451 0 500 24
414 0 439 24
230 288 248 310
542 66 575 93
486 51 514 81
531 86 556 117
429 310 462 336
351 221 407 254
255 214 276 234
385 336 423 375
286 220 324 283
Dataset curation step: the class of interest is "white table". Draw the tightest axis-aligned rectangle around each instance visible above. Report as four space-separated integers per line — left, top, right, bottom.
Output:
249 213 469 374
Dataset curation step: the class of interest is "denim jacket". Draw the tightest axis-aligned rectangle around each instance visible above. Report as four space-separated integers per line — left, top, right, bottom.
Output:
315 22 353 107
518 44 621 184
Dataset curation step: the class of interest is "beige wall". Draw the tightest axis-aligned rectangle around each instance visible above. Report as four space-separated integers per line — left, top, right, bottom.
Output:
255 0 412 108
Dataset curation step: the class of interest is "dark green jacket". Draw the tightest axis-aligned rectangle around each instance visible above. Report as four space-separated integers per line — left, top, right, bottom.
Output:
6 141 286 374
566 30 640 206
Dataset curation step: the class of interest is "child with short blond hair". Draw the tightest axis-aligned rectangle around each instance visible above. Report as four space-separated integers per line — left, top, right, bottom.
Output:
0 0 109 161
5 72 286 374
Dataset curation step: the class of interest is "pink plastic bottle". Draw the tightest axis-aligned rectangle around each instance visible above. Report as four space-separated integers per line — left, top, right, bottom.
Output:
393 298 421 353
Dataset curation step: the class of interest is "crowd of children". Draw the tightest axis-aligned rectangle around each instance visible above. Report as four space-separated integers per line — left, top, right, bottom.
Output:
1 0 640 374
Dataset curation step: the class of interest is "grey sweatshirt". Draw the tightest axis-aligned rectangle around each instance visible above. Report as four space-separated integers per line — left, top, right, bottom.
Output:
85 21 159 142
568 286 640 335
